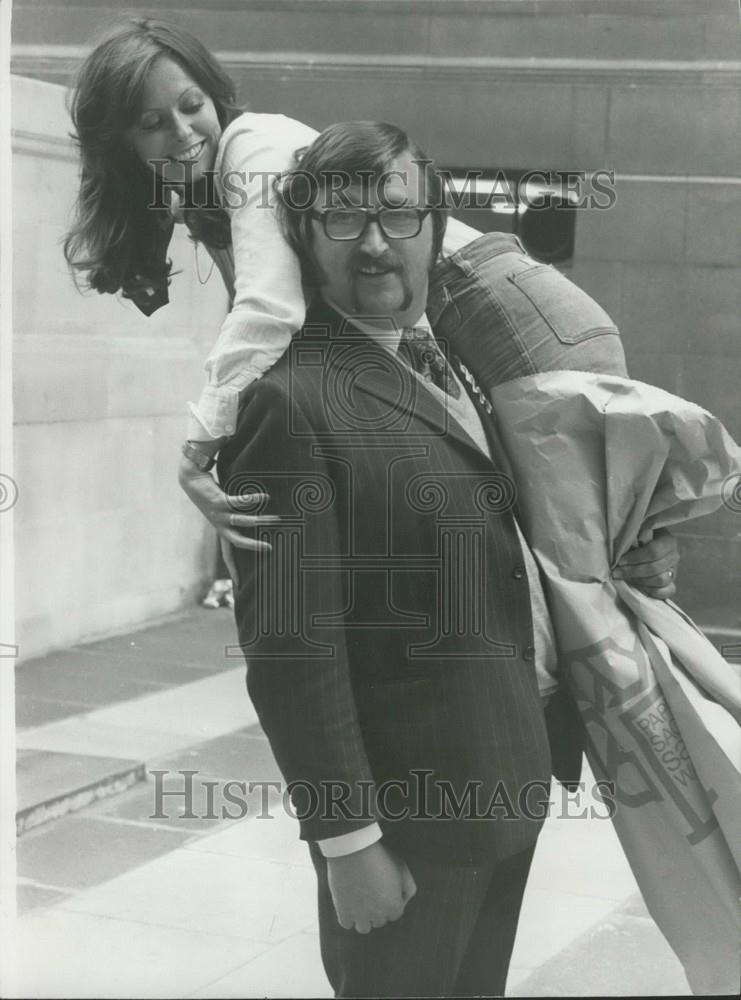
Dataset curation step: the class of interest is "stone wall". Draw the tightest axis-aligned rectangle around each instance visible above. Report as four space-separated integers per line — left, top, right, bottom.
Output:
12 75 229 660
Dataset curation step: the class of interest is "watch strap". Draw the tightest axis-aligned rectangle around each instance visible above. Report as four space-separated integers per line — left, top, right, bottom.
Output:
182 441 217 473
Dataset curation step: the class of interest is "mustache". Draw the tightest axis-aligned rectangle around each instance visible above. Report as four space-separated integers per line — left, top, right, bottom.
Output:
350 251 402 272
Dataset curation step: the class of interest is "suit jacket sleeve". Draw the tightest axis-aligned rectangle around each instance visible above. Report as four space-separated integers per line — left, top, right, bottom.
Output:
218 375 379 842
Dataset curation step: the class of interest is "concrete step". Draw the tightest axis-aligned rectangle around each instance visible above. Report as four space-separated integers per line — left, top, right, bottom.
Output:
16 749 145 836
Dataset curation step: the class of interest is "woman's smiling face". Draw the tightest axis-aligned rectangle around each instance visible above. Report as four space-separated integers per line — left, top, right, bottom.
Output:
126 55 222 185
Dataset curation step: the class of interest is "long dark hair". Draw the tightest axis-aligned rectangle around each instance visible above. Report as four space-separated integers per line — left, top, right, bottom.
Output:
63 18 242 308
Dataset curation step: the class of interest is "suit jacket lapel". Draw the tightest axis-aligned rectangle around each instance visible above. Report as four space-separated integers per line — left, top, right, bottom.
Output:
303 300 493 465
453 356 521 480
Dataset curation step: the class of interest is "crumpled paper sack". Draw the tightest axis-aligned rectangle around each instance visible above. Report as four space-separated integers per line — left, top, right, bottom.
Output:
490 372 741 995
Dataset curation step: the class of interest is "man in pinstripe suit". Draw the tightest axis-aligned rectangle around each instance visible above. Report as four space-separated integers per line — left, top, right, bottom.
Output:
219 122 677 998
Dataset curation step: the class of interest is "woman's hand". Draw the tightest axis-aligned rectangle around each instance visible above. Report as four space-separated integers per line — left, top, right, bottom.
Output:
178 448 279 553
612 528 679 599
169 189 185 224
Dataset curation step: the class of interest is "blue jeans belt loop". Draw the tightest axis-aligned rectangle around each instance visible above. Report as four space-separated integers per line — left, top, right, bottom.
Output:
449 232 526 274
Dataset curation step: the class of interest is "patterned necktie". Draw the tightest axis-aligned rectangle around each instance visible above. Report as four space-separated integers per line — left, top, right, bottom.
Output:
397 327 462 399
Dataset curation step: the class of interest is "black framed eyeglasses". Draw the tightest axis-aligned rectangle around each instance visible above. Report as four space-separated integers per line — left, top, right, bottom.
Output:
311 206 432 241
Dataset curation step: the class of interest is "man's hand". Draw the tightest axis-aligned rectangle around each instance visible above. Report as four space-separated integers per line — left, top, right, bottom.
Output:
327 841 417 934
178 445 280 553
612 528 679 599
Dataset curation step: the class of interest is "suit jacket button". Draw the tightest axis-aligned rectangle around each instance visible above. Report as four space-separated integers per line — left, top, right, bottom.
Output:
523 645 535 661
512 565 526 580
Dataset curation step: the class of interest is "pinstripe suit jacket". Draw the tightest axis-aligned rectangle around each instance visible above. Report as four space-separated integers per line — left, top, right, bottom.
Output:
219 300 557 866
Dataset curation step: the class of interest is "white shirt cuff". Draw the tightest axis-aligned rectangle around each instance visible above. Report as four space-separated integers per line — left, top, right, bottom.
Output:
186 405 221 443
316 823 383 858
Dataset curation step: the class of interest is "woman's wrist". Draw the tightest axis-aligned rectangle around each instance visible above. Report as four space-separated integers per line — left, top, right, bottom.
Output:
181 437 227 474
186 436 227 457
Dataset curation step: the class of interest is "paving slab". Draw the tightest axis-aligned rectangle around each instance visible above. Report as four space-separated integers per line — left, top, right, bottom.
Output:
525 814 639 902
86 758 281 836
16 749 145 835
59 845 318 945
17 814 192 891
15 694 93 729
15 668 257 761
12 908 268 1000
77 608 240 671
510 894 693 997
510 888 620 973
620 893 657 918
14 609 240 732
507 963 539 992
86 773 234 834
16 881 72 915
75 667 253 739
15 648 171 712
184 799 312 869
87 726 285 833
15 715 204 762
151 726 283 785
190 930 332 999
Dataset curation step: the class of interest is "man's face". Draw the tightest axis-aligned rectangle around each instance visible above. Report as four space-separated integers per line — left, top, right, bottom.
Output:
310 152 435 326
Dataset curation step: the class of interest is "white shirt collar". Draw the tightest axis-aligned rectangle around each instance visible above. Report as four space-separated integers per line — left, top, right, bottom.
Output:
325 299 431 356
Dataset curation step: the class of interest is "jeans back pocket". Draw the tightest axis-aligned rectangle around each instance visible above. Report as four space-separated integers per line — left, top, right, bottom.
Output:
509 264 619 345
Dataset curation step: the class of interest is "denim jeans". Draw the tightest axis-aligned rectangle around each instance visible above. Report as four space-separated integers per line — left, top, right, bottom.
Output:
427 233 627 389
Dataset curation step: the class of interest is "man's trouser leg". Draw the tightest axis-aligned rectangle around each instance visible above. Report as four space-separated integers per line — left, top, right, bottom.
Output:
309 842 536 998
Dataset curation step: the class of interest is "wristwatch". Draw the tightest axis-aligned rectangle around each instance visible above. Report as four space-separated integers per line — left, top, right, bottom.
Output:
181 441 217 473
